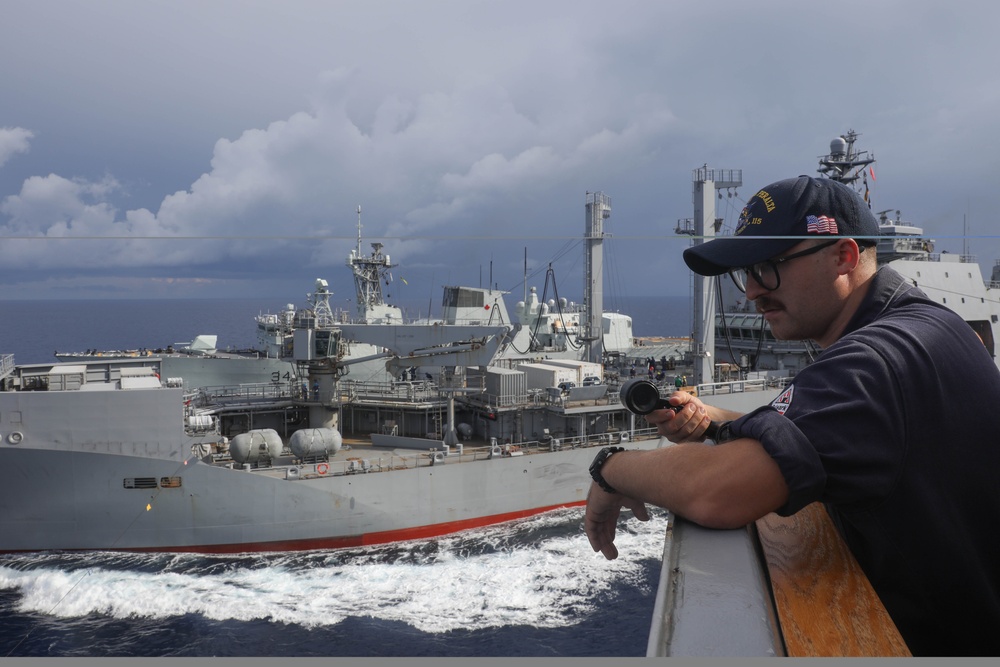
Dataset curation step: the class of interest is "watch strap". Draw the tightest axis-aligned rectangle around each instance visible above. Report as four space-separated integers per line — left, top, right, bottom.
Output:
589 446 625 494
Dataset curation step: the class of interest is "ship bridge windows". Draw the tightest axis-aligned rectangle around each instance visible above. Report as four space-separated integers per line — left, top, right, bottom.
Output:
443 287 484 309
314 330 338 358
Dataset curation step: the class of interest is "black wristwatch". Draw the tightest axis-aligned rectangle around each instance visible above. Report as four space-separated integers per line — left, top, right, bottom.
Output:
589 446 625 494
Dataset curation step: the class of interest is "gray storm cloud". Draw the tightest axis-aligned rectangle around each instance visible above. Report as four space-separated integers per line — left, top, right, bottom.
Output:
1 0 999 299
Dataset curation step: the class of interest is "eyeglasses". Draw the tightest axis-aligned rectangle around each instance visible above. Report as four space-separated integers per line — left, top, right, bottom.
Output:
729 239 840 293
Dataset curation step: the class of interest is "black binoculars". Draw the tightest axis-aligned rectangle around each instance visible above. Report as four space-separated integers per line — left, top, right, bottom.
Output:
619 378 730 442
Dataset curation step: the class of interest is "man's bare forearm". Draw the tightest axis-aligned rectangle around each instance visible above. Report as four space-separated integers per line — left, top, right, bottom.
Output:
597 438 789 529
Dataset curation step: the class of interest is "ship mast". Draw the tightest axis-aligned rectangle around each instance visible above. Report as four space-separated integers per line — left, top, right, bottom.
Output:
817 129 875 187
584 192 611 364
818 130 883 250
347 205 396 322
310 278 334 328
683 166 742 386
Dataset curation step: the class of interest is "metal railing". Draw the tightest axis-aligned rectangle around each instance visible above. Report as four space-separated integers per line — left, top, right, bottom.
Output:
696 377 787 396
244 427 663 480
195 382 297 407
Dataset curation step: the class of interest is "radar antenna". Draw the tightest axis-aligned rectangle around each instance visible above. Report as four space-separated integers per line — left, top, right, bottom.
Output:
817 129 875 185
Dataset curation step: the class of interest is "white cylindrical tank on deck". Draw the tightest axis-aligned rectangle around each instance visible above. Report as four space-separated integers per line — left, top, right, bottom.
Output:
289 427 342 459
230 429 283 464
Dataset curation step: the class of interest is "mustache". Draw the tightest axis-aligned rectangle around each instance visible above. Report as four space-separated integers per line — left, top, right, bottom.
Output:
754 296 781 313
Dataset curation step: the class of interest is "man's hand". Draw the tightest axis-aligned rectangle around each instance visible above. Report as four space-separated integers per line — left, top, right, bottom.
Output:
643 392 714 442
584 481 651 560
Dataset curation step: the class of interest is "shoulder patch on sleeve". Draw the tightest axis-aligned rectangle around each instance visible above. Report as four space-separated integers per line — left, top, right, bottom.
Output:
771 385 794 415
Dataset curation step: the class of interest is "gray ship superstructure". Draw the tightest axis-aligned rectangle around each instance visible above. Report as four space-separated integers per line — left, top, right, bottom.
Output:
334 193 635 375
258 199 638 386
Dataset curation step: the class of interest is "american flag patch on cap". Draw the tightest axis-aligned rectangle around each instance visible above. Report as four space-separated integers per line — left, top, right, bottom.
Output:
806 215 838 234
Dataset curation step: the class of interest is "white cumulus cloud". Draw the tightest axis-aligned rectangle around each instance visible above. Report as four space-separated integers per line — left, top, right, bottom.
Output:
0 127 33 167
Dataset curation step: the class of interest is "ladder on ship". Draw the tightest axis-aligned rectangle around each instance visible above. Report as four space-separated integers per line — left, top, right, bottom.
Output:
431 409 444 440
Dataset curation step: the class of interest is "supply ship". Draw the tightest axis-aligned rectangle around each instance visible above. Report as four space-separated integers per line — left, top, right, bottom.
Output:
1 193 665 553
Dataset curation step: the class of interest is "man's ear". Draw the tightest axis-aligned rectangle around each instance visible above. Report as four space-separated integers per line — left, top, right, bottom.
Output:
835 239 862 276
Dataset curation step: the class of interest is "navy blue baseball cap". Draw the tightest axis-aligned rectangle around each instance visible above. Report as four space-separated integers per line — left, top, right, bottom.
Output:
683 175 881 276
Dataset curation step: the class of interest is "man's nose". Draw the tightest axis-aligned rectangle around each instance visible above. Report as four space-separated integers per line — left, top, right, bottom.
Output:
742 274 768 300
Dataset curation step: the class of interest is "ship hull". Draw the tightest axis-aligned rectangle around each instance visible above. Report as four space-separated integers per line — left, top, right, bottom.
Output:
0 445 631 553
0 384 660 553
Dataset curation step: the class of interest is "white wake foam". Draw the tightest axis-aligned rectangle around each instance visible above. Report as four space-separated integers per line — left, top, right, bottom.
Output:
0 509 667 633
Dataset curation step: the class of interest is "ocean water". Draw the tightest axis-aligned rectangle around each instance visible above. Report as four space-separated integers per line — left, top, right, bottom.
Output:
0 295 690 658
0 509 668 658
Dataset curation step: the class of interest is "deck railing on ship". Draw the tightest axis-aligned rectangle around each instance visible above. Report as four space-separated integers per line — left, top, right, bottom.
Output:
245 426 663 480
191 377 625 420
339 379 442 405
193 382 298 407
647 506 911 657
695 376 788 397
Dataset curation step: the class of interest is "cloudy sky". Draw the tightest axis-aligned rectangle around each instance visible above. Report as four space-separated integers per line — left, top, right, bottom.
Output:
2 0 999 308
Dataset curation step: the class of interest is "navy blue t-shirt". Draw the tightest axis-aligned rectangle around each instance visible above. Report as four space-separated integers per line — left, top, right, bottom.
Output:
731 266 1000 656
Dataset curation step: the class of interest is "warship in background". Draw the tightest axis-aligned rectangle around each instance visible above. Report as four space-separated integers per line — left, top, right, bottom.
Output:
259 201 640 382
58 200 647 392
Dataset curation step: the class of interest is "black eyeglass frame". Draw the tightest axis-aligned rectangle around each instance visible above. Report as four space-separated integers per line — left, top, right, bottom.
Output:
728 238 842 293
